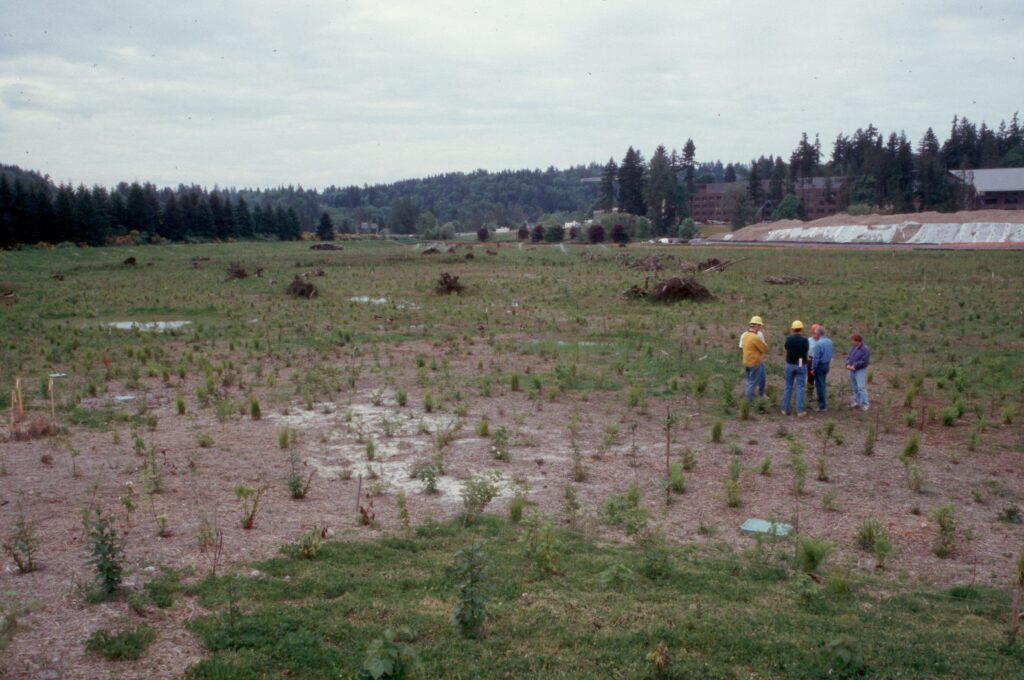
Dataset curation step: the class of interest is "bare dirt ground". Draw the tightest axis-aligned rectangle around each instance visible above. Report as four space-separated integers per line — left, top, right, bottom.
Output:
2 339 1023 678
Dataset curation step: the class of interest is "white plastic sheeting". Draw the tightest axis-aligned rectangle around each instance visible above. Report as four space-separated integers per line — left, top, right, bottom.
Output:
762 222 1024 244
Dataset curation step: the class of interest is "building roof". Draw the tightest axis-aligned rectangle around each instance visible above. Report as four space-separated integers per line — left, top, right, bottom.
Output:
949 168 1024 193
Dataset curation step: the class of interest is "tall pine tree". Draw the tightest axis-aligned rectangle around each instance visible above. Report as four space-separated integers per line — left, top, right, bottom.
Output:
618 147 646 216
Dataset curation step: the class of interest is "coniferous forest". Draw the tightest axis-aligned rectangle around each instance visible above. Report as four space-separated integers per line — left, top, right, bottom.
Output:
1 112 1022 247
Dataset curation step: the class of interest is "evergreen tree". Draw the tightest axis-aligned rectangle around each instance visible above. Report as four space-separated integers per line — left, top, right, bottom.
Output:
747 161 763 219
160 193 185 241
316 211 335 241
235 197 254 238
0 174 13 247
723 163 737 183
618 147 646 216
285 207 302 240
53 183 76 243
916 128 950 210
126 182 158 235
769 157 786 201
682 138 696 197
257 203 277 236
209 191 236 239
597 157 617 211
644 145 679 235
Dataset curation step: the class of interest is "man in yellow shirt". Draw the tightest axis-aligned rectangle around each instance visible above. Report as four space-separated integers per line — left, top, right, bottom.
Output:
739 316 768 403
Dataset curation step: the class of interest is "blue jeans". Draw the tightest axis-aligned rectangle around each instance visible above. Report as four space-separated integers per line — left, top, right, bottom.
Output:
744 363 766 403
781 363 806 413
850 368 869 407
813 367 829 410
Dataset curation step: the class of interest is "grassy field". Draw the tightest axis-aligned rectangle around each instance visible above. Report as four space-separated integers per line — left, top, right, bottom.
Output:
180 517 1021 679
1 238 1023 678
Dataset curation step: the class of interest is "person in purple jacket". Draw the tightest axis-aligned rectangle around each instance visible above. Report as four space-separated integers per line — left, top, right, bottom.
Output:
845 333 870 411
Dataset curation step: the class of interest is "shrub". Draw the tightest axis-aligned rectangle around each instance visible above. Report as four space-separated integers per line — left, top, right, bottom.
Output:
287 527 324 560
711 421 723 443
796 536 832 574
357 628 418 680
724 479 741 507
862 425 876 456
85 625 157 661
235 483 267 530
286 450 315 499
3 510 38 574
86 511 125 596
460 472 501 523
598 563 634 589
610 224 629 244
476 226 489 242
855 518 886 551
508 493 525 523
520 518 559 574
873 532 892 570
396 389 407 407
450 542 488 638
587 223 605 243
601 484 649 535
941 406 958 426
530 224 544 242
931 505 958 557
543 224 564 243
758 456 772 475
490 426 510 461
668 463 685 493
412 462 439 494
680 447 696 471
790 453 807 496
903 433 920 458
249 398 261 420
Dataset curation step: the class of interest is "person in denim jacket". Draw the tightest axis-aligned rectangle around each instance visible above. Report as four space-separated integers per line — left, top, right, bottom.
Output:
809 325 834 411
845 333 870 411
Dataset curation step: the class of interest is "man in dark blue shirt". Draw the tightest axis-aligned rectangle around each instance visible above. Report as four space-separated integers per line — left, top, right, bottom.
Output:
781 320 810 417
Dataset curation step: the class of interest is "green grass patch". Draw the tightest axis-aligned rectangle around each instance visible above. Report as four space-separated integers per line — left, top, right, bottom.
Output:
184 517 1019 679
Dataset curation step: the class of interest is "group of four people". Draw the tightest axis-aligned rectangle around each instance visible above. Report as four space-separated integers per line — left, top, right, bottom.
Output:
739 316 870 417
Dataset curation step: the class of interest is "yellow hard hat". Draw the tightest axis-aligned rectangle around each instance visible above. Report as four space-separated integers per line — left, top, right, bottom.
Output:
749 316 763 326
791 320 804 331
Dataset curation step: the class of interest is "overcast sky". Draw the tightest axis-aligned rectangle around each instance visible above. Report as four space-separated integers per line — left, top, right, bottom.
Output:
1 1 1021 189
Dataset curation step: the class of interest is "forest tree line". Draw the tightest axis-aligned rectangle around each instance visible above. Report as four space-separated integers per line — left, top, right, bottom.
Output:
1 112 1021 247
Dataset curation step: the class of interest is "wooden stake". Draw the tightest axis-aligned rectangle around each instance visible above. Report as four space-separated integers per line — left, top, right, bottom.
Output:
355 474 363 515
48 377 56 423
14 377 23 418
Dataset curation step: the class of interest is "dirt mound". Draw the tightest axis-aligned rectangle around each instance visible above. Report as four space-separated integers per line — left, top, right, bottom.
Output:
122 256 137 267
435 272 464 294
227 262 249 279
623 276 712 302
653 276 712 301
309 243 343 251
286 275 319 298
